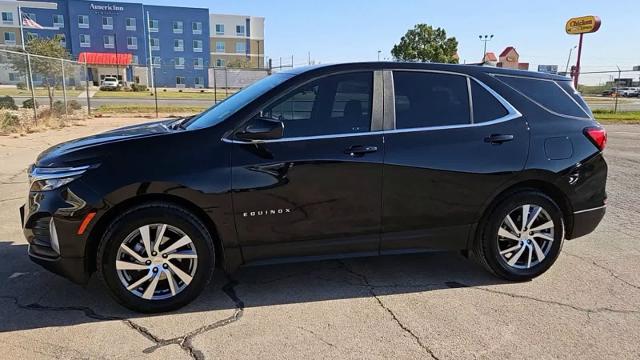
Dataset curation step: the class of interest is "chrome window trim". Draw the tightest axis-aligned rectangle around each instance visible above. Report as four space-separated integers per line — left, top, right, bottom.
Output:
491 73 591 120
29 165 91 182
222 68 523 144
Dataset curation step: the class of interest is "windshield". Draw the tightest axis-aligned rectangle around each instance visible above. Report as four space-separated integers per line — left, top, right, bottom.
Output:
185 73 293 130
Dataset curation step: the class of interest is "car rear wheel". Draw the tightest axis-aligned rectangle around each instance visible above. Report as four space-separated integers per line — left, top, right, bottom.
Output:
97 202 215 313
474 191 564 281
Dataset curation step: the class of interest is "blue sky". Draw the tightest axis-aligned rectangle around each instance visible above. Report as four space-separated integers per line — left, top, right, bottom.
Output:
117 0 639 85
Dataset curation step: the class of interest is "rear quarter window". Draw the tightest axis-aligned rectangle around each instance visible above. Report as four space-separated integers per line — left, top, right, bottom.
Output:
495 75 591 119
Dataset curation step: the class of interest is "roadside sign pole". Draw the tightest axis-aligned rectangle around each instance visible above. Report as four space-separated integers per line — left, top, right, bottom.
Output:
573 33 583 89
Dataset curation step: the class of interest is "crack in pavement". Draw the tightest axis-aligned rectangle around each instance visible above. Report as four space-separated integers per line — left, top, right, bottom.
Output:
564 252 640 291
337 261 440 360
0 276 245 360
297 326 337 349
444 281 640 316
0 196 23 203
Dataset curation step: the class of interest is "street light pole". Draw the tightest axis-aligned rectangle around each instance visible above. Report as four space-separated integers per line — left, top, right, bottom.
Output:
565 45 577 75
377 50 381 61
479 34 494 61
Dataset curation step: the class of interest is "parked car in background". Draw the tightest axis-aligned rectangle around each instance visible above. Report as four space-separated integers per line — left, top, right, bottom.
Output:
99 77 119 91
21 62 608 313
621 87 640 97
602 88 617 96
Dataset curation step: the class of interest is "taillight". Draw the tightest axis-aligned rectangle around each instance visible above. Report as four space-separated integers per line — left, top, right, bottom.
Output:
584 126 607 151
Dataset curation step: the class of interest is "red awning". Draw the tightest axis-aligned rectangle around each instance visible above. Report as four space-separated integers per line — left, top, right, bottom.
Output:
78 52 132 65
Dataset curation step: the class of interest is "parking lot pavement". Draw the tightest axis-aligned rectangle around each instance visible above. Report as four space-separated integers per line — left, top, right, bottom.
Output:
1 119 639 359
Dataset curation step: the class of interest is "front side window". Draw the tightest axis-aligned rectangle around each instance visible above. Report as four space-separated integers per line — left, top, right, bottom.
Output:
261 71 373 138
393 71 470 129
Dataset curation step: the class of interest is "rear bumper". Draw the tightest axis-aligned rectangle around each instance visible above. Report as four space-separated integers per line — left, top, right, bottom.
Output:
568 205 606 240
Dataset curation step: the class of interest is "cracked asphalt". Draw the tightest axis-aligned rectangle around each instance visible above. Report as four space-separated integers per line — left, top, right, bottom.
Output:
1 118 639 359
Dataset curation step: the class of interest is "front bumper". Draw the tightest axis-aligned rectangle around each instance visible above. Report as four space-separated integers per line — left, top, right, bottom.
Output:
568 206 606 240
21 182 99 284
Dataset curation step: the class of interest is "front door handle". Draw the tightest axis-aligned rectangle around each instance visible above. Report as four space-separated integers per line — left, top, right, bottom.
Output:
345 145 378 157
485 134 514 144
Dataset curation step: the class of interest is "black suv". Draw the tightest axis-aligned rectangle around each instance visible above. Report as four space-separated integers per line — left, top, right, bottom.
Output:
21 63 607 312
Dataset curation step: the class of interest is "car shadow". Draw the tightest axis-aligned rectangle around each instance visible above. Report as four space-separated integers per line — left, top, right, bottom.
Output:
0 240 509 333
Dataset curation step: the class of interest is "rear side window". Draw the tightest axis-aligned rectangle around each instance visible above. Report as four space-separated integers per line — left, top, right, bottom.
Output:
556 80 593 117
470 81 508 123
495 75 590 118
393 71 470 129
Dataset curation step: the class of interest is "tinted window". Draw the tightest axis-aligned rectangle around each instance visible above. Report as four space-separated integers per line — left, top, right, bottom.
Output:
262 72 372 138
496 75 589 118
556 80 593 117
393 72 470 129
470 81 508 123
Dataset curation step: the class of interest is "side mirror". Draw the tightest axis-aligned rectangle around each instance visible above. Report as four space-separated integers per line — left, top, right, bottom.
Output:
236 117 284 141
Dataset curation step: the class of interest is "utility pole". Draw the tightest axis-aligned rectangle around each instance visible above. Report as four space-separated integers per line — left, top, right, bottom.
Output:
479 34 494 61
18 5 37 122
146 11 155 90
614 65 621 113
564 45 577 75
377 50 381 61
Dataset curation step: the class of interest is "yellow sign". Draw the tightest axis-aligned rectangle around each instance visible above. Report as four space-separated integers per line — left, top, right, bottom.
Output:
566 16 601 35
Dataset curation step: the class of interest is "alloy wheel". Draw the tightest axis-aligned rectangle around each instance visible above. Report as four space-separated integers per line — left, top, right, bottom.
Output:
115 224 198 300
496 204 555 269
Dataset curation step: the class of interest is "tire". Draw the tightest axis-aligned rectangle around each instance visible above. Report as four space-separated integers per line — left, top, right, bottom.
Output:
474 190 564 281
97 202 215 313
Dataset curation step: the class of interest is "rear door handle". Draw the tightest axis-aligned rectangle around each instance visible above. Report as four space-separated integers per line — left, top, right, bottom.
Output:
484 134 514 144
345 145 378 157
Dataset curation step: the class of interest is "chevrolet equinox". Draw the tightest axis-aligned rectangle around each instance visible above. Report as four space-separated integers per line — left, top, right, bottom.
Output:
21 63 607 312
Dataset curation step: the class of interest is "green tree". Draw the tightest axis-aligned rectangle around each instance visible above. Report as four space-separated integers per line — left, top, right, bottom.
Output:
10 36 72 108
391 24 459 64
226 58 252 69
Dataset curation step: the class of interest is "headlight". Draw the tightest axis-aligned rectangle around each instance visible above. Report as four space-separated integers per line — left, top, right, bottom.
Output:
28 165 93 192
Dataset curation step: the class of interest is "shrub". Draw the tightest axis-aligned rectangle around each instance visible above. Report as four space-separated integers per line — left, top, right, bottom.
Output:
0 112 20 132
16 82 27 90
75 84 86 91
67 100 82 111
52 100 66 115
22 98 39 109
131 84 148 92
0 96 18 110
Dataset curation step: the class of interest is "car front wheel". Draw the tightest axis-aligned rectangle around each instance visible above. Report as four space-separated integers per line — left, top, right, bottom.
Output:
474 191 565 281
97 202 215 313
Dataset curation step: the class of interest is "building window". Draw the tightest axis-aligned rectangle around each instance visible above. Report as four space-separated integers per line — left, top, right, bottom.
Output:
152 56 161 67
215 41 225 52
78 15 89 28
149 19 159 32
216 58 225 67
57 34 66 47
79 34 90 47
102 16 113 30
176 76 186 87
172 21 183 34
174 57 185 69
126 17 136 31
215 24 224 35
4 31 16 45
173 39 184 51
131 55 138 64
193 57 204 69
192 21 202 34
150 37 160 50
26 32 37 41
52 14 64 28
235 41 246 53
193 39 203 52
194 76 204 88
103 35 114 49
9 72 19 82
1 12 13 25
236 25 245 36
127 36 137 49
26 13 36 22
